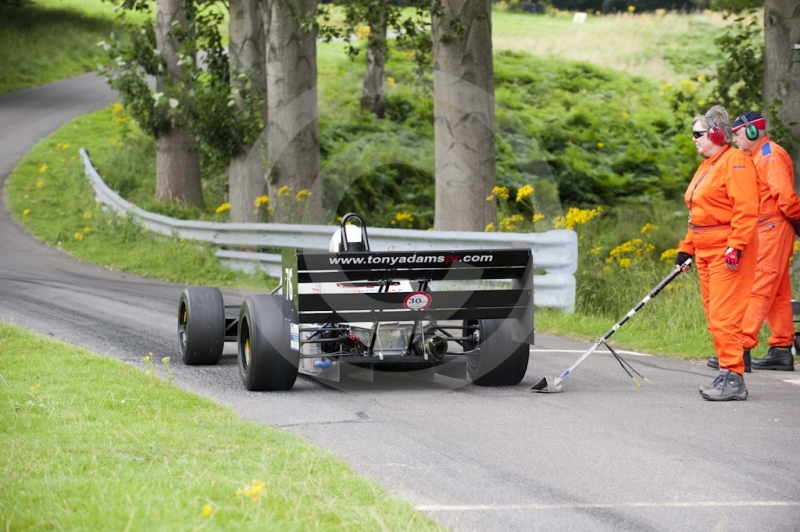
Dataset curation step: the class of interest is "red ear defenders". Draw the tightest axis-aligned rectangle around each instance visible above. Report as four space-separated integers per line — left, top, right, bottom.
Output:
705 115 726 145
739 114 759 141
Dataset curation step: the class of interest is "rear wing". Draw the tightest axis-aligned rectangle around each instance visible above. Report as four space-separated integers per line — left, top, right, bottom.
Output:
281 247 533 335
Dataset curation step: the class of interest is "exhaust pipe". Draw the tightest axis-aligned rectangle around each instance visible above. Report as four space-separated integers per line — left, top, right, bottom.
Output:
413 335 448 361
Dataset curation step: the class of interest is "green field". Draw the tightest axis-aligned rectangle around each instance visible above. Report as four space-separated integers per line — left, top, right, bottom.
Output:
0 1 727 94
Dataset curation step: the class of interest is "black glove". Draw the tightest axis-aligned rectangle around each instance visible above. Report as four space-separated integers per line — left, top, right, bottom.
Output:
787 217 800 237
675 252 693 270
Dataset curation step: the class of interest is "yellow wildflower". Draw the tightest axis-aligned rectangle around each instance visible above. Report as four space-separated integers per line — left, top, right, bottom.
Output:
277 185 290 198
597 142 604 148
386 76 397 89
640 223 658 234
553 206 603 230
661 83 673 92
36 177 44 189
83 226 91 233
485 222 495 232
237 480 266 502
679 79 697 94
39 164 48 173
215 203 231 213
532 213 544 223
627 5 635 12
697 75 707 83
499 214 525 232
73 232 83 241
660 249 678 262
516 184 534 202
394 212 414 223
491 186 509 201
619 258 632 268
254 195 269 207
162 357 170 364
83 211 92 219
589 246 601 255
356 24 370 40
23 209 30 216
486 194 494 201
295 189 311 202
609 238 642 257
202 506 212 517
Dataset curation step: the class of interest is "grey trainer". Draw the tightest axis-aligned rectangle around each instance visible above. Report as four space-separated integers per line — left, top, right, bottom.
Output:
699 370 748 401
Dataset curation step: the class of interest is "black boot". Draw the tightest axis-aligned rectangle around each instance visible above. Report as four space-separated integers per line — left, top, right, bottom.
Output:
751 346 795 371
707 350 750 373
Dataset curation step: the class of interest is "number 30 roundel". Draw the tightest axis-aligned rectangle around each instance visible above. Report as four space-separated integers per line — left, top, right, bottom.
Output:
403 291 432 310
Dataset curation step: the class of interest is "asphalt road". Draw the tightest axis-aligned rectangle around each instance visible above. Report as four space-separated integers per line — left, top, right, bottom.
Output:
1 74 799 532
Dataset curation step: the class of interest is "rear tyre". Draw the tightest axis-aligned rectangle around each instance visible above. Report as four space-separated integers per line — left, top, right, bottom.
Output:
178 287 224 365
466 318 529 386
238 295 299 391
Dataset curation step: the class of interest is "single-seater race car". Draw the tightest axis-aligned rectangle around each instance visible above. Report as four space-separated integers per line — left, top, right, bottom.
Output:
177 213 534 391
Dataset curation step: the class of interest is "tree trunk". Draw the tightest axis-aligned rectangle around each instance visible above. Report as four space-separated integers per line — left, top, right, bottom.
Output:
431 0 496 232
155 128 204 206
360 0 387 118
266 0 322 224
763 0 800 178
228 0 268 223
155 0 204 209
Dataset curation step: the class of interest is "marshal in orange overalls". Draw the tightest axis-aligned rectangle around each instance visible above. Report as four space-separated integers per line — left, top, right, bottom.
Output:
678 146 759 375
740 137 800 351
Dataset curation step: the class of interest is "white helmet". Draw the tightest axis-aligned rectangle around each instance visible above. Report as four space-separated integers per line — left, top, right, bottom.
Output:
329 224 365 252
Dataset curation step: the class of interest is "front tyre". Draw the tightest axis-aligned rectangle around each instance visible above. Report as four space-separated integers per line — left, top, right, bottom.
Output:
238 295 299 391
178 287 224 365
467 318 529 386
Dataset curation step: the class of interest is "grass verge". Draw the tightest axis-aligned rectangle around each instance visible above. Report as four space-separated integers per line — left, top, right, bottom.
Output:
0 322 442 530
4 106 276 290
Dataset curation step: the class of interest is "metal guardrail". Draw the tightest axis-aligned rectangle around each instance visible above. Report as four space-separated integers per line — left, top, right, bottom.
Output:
80 148 578 311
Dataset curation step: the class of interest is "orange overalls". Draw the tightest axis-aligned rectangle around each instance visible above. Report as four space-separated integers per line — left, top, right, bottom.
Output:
741 137 800 350
678 146 759 375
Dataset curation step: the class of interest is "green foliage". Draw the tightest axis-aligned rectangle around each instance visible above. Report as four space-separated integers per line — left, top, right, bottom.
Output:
712 9 763 113
100 1 263 166
493 52 701 207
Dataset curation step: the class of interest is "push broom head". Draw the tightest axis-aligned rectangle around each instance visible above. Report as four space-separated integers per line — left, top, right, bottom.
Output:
530 375 562 393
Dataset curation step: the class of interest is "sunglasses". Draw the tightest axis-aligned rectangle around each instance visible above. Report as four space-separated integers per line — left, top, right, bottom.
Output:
692 130 707 139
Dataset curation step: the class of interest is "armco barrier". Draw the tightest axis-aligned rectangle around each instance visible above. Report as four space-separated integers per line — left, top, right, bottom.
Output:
80 148 578 311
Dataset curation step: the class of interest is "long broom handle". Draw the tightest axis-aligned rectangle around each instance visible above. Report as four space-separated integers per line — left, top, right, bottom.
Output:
599 258 691 342
556 259 691 381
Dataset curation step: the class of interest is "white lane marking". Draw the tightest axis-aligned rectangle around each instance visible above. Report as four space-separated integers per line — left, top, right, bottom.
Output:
530 348 653 357
783 379 800 386
417 501 800 512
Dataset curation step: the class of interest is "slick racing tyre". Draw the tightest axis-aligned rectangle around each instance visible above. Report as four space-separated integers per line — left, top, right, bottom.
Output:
465 318 529 386
178 287 224 365
238 295 299 391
